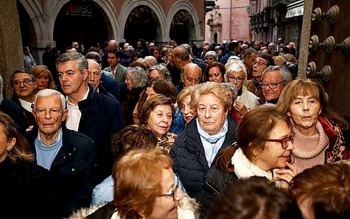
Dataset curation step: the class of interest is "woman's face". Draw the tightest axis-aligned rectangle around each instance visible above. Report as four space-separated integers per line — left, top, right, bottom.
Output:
205 55 216 65
208 66 224 83
180 95 195 123
147 105 173 138
288 95 321 135
226 70 245 90
0 123 15 163
197 93 228 135
146 168 184 219
254 119 294 171
125 74 133 89
36 73 50 90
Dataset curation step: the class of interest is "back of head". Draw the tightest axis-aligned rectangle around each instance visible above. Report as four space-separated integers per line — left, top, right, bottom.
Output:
208 176 302 219
289 162 350 219
111 124 158 158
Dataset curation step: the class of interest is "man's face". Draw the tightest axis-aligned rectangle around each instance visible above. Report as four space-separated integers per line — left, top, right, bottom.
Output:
72 42 79 50
57 60 88 96
12 72 36 101
33 95 67 136
252 57 268 79
182 66 201 87
87 59 101 90
244 53 257 71
107 53 119 67
261 70 285 102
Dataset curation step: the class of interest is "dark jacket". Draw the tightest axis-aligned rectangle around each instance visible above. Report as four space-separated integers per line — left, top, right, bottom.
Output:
170 117 237 200
0 156 52 219
27 125 97 219
100 73 120 101
199 158 238 218
78 85 124 182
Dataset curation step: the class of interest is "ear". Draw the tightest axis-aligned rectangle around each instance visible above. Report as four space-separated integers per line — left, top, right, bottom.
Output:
61 109 68 122
7 137 16 151
137 209 146 218
318 107 322 115
82 69 89 81
249 142 260 157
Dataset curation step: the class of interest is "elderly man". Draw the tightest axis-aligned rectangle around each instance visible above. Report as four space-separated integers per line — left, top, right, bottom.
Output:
0 69 37 133
28 89 97 218
85 52 120 100
260 65 292 104
176 62 201 94
56 52 124 182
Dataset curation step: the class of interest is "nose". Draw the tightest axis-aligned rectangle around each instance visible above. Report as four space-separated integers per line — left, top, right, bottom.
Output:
286 141 294 150
302 100 309 110
184 105 190 114
204 108 211 118
44 110 52 118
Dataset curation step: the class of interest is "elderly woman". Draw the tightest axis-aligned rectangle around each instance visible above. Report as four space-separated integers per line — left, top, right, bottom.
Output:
276 79 350 172
200 105 297 217
31 65 56 90
170 85 197 134
170 82 238 200
121 66 148 126
225 59 260 122
70 148 199 219
202 61 225 83
148 63 172 82
140 94 176 152
204 51 218 65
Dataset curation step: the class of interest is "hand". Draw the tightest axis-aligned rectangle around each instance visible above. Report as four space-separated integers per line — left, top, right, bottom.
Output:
234 100 248 116
273 162 298 189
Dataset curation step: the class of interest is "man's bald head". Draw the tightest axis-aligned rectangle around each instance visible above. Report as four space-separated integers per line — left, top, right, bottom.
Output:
108 40 118 50
182 63 201 87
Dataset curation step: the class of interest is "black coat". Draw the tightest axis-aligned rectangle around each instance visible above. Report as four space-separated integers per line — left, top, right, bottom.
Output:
27 125 97 219
170 117 237 200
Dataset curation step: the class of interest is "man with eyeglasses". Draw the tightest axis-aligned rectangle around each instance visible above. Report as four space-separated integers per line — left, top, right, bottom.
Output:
246 54 274 100
260 65 292 104
26 89 97 218
0 69 37 133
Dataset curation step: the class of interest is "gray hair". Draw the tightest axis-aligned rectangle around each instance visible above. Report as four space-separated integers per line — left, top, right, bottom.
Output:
126 66 148 88
261 65 292 83
225 60 248 83
204 51 218 60
56 52 88 72
148 63 172 81
34 89 66 110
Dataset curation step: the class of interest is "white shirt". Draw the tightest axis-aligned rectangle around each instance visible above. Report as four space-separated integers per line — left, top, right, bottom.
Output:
65 88 89 131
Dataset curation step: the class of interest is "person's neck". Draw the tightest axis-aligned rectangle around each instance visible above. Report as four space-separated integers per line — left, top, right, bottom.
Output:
68 84 88 105
295 125 318 136
39 131 60 146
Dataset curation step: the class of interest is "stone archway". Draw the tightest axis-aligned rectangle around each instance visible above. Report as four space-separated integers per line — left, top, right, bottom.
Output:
124 6 160 46
53 0 109 52
167 0 203 44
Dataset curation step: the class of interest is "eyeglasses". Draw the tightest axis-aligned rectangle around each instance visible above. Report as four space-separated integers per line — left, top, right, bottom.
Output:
34 108 62 116
208 73 221 78
158 176 179 200
260 80 286 89
12 78 34 87
228 76 244 82
253 60 267 67
263 132 294 149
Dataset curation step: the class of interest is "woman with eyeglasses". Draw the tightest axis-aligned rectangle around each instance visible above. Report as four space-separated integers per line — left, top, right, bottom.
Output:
202 61 225 83
70 148 198 219
225 59 259 123
276 79 350 173
199 105 297 218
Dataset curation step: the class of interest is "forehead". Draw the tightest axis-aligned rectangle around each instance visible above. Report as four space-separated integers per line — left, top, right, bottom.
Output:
88 60 100 70
184 67 200 77
36 95 61 106
13 72 32 80
57 60 78 71
227 70 244 76
255 57 266 62
262 70 282 81
152 104 172 112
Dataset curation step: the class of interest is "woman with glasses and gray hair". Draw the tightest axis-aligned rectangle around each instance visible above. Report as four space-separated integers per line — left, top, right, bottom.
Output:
225 59 260 123
199 105 298 218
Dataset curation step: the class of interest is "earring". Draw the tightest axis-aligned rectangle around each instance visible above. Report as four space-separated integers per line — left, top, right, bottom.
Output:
7 147 13 152
254 156 258 162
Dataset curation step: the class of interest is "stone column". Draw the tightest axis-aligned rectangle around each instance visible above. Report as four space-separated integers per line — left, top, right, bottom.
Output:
0 0 23 99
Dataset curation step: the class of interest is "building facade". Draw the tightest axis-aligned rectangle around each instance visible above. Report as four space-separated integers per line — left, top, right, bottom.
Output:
17 0 207 64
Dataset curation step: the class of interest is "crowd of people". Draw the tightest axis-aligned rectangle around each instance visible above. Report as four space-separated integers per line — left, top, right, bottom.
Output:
0 37 349 219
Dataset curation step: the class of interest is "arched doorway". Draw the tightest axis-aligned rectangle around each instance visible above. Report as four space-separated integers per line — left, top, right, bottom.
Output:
17 2 37 52
170 10 193 45
53 0 109 53
124 6 160 46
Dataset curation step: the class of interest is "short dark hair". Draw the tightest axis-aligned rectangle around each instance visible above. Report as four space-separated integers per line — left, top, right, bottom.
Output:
208 176 302 219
